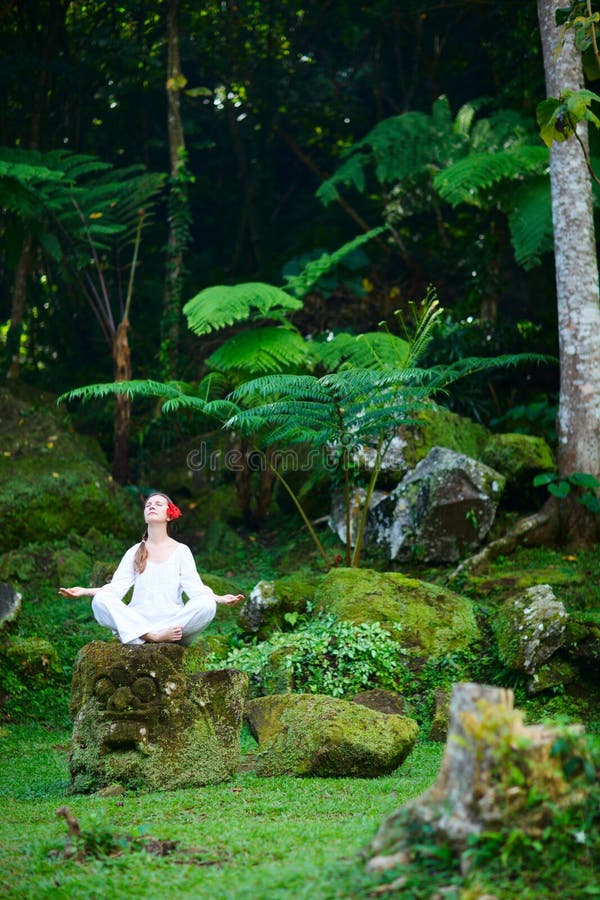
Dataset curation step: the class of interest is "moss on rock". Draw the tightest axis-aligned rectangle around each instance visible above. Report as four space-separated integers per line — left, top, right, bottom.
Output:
400 404 490 472
245 692 419 777
0 389 139 553
240 573 322 636
493 585 568 674
317 568 480 657
68 641 247 793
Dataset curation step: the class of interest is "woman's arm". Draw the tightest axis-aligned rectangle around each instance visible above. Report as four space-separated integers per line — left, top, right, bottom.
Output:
58 586 99 598
58 545 138 602
179 545 244 606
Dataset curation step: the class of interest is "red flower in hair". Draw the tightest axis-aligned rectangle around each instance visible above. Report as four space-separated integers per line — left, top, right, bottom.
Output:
166 501 182 521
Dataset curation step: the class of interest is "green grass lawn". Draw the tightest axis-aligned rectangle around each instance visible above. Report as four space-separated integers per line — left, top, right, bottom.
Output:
0 725 443 900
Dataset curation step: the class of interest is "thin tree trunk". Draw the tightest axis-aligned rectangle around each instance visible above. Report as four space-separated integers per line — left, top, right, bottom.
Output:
538 0 600 545
5 234 33 381
112 318 132 484
161 0 190 379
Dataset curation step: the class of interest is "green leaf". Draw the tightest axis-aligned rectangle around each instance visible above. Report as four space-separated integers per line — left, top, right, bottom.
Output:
533 472 557 487
548 480 571 499
183 282 302 336
568 472 600 489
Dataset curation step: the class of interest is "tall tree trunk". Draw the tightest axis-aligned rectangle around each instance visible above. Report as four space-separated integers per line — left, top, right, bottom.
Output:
5 234 33 382
161 0 190 380
538 0 600 546
112 319 132 484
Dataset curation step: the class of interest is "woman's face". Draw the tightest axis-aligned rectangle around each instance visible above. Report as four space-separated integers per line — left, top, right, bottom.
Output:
144 494 170 524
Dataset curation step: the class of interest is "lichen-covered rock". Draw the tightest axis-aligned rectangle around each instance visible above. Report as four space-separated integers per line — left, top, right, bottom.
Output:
0 583 21 631
68 641 247 793
0 389 140 553
317 567 480 658
365 447 505 562
239 574 321 636
493 584 568 674
244 693 419 777
328 488 387 546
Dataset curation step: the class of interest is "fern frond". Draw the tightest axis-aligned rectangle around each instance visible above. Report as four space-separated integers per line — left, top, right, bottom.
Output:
507 178 553 269
58 379 193 406
207 326 310 376
230 374 332 407
433 146 549 207
312 330 410 371
183 283 302 337
316 154 367 206
282 227 386 298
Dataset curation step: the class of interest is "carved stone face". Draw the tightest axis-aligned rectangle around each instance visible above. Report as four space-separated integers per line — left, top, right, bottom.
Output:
92 666 163 749
70 642 188 752
68 640 247 794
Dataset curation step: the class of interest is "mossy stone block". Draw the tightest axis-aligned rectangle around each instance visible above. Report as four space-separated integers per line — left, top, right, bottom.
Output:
245 692 419 777
69 641 247 793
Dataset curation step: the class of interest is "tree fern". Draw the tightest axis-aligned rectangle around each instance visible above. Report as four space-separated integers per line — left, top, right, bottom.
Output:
206 326 311 376
183 282 302 337
312 330 410 370
433 146 549 207
507 178 554 270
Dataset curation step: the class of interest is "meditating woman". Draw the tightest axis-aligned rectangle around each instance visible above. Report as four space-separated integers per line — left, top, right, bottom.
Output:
59 492 243 645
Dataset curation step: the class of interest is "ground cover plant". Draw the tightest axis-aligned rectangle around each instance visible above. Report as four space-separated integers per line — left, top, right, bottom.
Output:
1 535 600 898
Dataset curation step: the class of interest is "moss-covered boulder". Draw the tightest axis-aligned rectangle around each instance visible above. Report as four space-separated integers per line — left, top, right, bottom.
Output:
527 658 579 695
4 635 61 682
481 432 554 509
564 612 600 662
245 693 419 777
481 432 554 481
69 641 247 793
239 573 322 636
317 568 480 658
493 584 568 674
0 389 139 553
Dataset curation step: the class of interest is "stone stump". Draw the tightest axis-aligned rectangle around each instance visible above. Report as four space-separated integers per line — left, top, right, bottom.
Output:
369 682 585 868
69 641 248 794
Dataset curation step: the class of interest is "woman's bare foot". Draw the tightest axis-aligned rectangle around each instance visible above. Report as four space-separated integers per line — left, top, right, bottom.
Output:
141 625 183 643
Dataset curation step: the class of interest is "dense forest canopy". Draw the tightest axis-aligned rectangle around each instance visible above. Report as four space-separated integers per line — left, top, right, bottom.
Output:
1 0 597 498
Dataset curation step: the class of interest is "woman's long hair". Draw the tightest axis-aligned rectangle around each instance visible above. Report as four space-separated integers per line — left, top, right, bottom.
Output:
133 492 176 574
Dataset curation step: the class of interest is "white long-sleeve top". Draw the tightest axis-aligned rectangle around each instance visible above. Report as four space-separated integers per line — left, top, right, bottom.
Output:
94 541 217 627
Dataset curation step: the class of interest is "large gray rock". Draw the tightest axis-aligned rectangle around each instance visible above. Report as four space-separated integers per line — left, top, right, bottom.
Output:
328 487 387 546
69 641 247 793
244 692 419 777
493 584 568 674
0 583 21 630
366 446 505 562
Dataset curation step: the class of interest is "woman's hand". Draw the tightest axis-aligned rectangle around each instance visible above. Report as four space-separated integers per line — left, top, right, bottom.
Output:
58 586 94 598
216 593 244 606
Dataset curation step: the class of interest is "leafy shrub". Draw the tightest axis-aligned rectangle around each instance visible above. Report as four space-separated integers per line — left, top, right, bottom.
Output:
208 614 411 699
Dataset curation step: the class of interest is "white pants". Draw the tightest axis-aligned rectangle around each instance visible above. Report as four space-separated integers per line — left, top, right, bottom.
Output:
91 595 217 646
